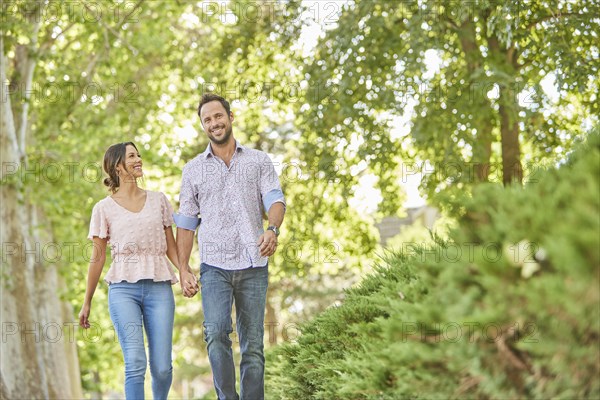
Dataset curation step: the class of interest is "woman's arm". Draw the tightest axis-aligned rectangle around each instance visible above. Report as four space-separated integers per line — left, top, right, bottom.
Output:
166 226 198 297
79 236 108 329
165 225 180 269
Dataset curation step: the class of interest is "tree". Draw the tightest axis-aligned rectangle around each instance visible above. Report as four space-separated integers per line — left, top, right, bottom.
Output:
0 0 196 395
2 1 384 396
1 2 82 397
297 0 598 196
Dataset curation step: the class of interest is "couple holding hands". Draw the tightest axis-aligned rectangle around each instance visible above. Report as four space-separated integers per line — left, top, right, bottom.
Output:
79 93 286 400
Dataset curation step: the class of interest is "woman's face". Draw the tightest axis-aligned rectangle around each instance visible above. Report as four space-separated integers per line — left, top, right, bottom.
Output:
119 144 143 179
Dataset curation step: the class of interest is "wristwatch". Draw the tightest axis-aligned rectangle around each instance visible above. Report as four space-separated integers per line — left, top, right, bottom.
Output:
267 225 280 237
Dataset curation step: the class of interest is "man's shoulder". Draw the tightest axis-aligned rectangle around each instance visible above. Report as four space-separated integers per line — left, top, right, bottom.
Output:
240 146 271 161
182 153 208 172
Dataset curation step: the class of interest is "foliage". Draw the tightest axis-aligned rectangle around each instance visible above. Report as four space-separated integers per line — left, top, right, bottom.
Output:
3 0 385 395
265 128 600 399
4 0 598 397
299 0 599 192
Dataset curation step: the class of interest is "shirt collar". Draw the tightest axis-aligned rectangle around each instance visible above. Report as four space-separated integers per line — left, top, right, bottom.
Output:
202 140 245 159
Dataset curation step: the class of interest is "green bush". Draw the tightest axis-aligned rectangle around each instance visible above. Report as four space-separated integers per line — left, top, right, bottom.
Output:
266 129 599 399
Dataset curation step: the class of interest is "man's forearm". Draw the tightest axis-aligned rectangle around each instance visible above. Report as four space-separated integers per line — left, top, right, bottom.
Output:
267 202 285 228
176 228 195 271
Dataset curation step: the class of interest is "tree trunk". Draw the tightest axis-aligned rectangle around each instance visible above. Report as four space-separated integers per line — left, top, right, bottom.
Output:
473 131 493 182
1 31 83 400
498 100 523 185
457 19 493 183
487 37 523 186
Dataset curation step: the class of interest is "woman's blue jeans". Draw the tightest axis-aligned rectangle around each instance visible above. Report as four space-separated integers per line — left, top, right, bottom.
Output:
200 263 269 400
108 279 175 400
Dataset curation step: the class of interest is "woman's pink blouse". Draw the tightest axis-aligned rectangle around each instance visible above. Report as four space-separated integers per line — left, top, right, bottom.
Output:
88 190 178 284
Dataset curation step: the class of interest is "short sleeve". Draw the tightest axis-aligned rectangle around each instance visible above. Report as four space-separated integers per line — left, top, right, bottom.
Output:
160 192 175 227
88 202 109 240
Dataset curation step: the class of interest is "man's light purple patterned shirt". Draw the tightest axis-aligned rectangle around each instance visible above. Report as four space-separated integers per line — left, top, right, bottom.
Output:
174 141 285 270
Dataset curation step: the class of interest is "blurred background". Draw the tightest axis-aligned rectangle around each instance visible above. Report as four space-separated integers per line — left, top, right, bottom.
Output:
1 0 598 399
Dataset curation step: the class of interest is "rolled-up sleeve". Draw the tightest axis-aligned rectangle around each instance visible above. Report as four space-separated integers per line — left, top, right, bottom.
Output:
174 165 201 231
260 153 286 212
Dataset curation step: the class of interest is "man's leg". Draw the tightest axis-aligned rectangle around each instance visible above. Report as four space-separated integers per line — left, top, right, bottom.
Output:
200 263 238 400
234 266 268 400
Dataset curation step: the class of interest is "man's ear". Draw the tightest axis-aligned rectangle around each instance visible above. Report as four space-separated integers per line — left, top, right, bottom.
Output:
229 112 234 122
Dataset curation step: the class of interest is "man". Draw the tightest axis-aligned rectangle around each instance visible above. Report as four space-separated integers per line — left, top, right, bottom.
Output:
174 93 286 400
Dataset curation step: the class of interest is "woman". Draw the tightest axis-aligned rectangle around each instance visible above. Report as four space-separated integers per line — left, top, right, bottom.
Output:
79 142 198 400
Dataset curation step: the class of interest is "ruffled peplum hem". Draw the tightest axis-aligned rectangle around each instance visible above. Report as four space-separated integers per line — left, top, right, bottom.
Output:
104 254 178 284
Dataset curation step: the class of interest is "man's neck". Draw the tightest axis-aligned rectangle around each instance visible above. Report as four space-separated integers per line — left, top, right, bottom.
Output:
211 139 236 165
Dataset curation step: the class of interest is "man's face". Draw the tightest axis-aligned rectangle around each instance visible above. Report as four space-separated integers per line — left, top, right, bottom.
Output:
200 100 233 145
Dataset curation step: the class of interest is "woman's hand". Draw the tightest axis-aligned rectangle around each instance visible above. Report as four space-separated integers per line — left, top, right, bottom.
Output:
79 304 91 329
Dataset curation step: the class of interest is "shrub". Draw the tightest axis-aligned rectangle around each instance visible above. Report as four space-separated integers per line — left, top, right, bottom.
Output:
266 129 600 399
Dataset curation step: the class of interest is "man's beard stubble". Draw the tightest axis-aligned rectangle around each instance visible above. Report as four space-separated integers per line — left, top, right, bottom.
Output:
208 124 233 145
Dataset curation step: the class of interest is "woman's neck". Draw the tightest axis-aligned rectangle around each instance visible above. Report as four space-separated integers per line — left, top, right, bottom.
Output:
114 181 141 198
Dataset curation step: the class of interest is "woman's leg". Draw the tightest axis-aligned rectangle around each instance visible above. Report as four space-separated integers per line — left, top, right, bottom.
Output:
108 282 146 400
143 280 175 400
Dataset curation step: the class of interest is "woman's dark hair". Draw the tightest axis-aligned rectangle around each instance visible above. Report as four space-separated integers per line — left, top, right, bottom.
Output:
103 142 138 193
197 93 231 118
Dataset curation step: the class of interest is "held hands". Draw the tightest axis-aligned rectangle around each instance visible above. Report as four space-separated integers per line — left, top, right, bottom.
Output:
258 230 278 257
180 268 199 298
177 229 278 298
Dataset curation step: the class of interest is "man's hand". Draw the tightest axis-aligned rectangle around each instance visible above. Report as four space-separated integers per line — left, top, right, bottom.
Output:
179 268 199 298
258 230 278 257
